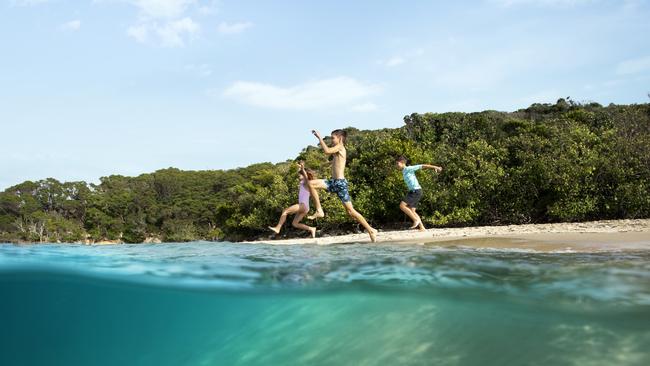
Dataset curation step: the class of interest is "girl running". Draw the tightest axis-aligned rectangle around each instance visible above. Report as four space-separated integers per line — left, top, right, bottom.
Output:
268 161 317 238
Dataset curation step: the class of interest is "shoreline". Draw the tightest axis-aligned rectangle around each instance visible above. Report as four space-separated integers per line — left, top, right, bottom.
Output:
3 219 648 252
248 219 650 252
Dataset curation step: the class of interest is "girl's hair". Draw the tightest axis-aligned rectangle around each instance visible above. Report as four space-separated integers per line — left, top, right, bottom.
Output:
331 129 347 143
298 167 316 181
395 156 408 163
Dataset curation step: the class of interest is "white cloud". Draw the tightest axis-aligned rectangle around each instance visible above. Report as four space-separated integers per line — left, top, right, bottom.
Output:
490 0 594 6
118 1 201 46
383 56 406 67
59 20 81 31
127 17 199 47
127 23 149 43
217 21 253 35
198 0 219 15
156 17 199 46
10 0 49 6
378 48 426 68
129 0 196 19
222 77 382 110
616 55 650 75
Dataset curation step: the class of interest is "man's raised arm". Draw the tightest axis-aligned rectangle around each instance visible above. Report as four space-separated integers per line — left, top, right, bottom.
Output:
312 130 342 155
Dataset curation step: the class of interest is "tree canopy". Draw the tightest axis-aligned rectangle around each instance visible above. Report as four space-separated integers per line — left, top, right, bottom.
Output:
2 100 649 243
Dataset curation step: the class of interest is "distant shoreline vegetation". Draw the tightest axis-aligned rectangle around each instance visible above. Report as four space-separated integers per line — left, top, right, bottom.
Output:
1 99 649 244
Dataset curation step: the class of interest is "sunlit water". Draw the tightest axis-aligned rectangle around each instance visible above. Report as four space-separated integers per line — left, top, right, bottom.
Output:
1 242 649 366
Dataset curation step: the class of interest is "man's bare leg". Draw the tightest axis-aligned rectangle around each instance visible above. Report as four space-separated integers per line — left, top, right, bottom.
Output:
306 179 327 220
343 201 377 242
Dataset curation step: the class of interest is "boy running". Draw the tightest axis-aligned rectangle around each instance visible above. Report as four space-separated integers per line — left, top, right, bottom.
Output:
304 129 377 242
395 156 442 231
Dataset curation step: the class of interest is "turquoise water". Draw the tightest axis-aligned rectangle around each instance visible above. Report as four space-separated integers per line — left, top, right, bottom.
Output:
1 242 649 366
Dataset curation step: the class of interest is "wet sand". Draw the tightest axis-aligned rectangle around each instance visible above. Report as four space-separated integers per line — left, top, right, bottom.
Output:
250 219 650 252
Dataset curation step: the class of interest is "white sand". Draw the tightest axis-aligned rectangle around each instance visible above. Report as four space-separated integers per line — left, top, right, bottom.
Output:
247 219 650 252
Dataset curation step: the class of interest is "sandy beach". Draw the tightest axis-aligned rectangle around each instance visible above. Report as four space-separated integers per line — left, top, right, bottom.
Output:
250 219 650 252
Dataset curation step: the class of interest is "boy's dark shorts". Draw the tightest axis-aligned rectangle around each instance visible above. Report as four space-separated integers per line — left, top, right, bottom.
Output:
325 179 351 203
403 189 423 208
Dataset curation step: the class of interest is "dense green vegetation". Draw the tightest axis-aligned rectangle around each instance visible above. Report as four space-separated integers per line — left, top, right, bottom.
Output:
1 100 649 243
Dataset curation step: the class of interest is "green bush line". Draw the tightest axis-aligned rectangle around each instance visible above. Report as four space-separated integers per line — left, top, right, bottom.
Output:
1 99 649 243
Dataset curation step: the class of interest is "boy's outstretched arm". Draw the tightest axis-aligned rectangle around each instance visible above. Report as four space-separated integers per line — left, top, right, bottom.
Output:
422 164 443 172
311 130 342 155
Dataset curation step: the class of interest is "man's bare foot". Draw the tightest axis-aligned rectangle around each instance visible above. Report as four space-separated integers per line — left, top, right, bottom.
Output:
368 228 377 243
308 227 316 239
268 226 280 234
418 224 426 232
409 221 421 229
307 208 325 220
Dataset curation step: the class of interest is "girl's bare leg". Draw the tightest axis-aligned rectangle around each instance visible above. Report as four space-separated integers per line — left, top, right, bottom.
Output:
343 201 377 242
292 204 316 238
306 179 327 220
269 204 300 234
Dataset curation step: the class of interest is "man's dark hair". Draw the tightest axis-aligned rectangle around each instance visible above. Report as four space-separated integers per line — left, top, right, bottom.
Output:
331 129 347 143
396 156 408 163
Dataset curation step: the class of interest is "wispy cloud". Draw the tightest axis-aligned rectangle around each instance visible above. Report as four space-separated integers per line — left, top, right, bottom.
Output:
377 48 424 68
59 19 81 31
616 55 650 75
10 0 49 6
490 0 594 6
126 23 148 43
128 0 196 19
217 21 253 35
380 56 405 67
156 17 199 46
222 77 382 110
127 17 199 47
121 0 203 46
198 0 219 15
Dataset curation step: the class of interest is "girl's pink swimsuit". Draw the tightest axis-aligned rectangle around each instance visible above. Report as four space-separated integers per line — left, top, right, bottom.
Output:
298 183 310 210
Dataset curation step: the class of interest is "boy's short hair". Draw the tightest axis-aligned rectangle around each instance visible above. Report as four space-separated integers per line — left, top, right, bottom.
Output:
395 156 408 163
331 129 347 143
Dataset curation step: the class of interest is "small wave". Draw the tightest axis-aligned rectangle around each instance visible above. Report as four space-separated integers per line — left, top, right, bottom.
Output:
2 243 650 306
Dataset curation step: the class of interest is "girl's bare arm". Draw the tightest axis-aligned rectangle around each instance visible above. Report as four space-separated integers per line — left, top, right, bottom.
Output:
298 161 309 180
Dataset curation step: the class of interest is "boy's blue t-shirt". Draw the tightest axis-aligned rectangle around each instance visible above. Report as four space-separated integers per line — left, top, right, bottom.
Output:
402 165 422 191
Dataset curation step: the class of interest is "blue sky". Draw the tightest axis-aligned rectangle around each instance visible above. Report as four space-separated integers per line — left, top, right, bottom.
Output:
1 0 649 190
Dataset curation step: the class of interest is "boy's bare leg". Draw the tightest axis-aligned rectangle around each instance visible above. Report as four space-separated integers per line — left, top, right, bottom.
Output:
399 201 420 228
411 207 426 231
292 207 316 238
343 201 377 242
269 204 300 234
306 179 327 220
